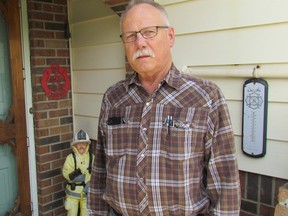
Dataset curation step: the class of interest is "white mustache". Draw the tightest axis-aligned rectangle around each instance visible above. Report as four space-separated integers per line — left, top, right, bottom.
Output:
133 49 155 60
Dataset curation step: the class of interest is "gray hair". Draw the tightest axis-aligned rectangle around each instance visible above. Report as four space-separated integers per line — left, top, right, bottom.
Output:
120 0 170 31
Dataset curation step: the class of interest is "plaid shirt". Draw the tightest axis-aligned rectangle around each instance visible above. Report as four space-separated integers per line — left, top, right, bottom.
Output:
88 64 240 216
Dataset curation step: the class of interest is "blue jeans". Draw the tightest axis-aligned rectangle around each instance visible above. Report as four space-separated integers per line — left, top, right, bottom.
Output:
109 208 120 216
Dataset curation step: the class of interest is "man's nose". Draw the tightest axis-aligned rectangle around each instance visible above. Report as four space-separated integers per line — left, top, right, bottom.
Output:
135 32 147 46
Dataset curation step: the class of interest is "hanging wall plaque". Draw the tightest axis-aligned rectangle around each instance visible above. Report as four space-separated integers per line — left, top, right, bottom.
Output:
41 64 70 100
242 78 268 158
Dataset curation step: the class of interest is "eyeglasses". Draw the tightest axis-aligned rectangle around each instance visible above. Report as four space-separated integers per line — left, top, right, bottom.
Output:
120 25 169 43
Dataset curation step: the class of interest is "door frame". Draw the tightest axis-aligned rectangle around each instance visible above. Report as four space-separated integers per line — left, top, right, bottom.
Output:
1 0 31 214
0 0 38 215
20 0 39 215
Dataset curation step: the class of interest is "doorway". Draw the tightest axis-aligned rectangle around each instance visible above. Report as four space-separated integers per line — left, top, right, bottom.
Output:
0 0 32 215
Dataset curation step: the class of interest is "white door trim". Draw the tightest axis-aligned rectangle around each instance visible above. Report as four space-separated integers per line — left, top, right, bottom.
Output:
20 0 39 215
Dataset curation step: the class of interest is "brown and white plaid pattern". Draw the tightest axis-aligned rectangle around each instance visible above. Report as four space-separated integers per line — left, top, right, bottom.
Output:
88 64 241 216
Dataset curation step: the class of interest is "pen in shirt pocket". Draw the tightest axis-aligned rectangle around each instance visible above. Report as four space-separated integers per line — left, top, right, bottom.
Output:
164 115 174 135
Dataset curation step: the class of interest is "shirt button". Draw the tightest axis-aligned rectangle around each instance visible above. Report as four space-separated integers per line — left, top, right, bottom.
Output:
146 99 153 106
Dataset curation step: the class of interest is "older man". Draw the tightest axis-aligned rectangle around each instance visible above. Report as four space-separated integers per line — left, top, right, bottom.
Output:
88 0 241 215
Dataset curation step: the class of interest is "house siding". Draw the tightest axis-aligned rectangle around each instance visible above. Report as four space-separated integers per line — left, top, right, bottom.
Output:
68 0 126 139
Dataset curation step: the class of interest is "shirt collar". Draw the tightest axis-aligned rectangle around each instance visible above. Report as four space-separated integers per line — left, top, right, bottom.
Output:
126 63 181 90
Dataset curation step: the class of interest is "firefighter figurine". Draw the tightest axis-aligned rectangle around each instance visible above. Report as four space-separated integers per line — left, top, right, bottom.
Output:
275 183 288 216
62 130 95 216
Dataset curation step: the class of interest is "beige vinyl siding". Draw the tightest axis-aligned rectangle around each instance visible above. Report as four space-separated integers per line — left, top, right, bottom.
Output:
68 0 126 139
157 0 288 179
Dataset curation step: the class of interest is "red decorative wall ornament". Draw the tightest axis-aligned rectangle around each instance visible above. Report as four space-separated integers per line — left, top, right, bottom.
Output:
41 64 70 100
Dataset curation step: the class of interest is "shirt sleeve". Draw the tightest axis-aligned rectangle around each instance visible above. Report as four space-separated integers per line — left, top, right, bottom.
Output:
204 87 241 216
87 99 110 216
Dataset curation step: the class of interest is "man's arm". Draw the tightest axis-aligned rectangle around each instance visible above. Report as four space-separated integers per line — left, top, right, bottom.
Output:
205 88 241 216
87 101 110 215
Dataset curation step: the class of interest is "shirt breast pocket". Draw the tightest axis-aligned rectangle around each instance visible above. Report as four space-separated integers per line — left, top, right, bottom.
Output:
104 120 131 176
161 107 209 160
103 105 142 157
106 123 130 156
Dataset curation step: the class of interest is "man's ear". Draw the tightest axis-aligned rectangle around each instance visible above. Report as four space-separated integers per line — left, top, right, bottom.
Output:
168 27 175 48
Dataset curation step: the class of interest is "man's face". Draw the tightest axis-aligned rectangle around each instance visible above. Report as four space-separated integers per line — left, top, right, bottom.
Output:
121 4 175 76
75 142 88 155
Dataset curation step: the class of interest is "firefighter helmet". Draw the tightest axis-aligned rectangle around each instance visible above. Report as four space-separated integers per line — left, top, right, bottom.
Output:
71 130 91 146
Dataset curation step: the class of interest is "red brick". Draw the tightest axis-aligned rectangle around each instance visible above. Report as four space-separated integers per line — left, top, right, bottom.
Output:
43 4 64 13
55 32 65 39
34 101 58 111
49 125 70 135
28 2 43 11
259 204 275 216
49 109 68 118
41 183 63 195
62 148 71 158
29 20 44 29
46 58 67 65
31 49 56 57
45 40 67 48
30 30 55 39
240 211 255 216
54 207 66 216
39 162 51 172
36 118 59 128
33 93 48 103
30 39 45 47
34 111 48 120
52 159 65 169
29 11 54 21
31 58 46 66
61 132 73 142
54 0 68 6
38 194 52 205
35 128 50 137
54 13 66 22
59 100 71 109
36 145 50 154
38 152 61 163
57 49 69 57
39 179 52 188
239 171 246 199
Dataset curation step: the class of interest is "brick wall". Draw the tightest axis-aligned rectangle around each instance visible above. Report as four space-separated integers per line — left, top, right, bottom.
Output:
27 0 72 215
104 0 129 15
240 171 287 216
